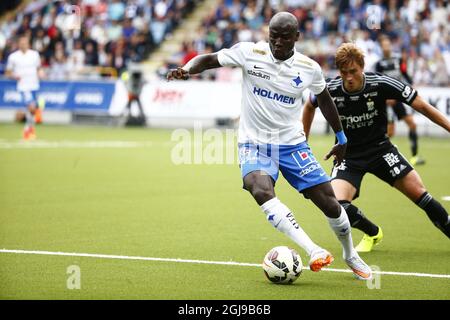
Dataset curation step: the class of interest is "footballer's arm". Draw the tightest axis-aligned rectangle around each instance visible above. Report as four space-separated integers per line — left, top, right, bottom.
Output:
302 98 316 140
5 68 20 81
316 89 343 135
313 89 347 164
410 95 450 132
167 53 222 80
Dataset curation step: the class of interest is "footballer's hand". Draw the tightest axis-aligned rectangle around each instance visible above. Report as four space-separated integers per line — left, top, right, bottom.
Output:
166 67 190 81
324 143 347 165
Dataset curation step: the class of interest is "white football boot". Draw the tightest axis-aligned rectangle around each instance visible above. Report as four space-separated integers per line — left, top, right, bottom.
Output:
345 252 373 280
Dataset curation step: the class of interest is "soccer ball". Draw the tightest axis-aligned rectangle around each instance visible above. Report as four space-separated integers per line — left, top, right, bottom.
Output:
262 246 303 284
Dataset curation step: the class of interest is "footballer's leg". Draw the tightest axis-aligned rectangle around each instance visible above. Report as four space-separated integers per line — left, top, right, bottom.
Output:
394 101 424 165
331 160 383 252
374 145 449 238
243 171 329 269
403 114 425 165
394 170 450 238
303 182 372 280
280 145 371 279
22 91 37 140
239 144 329 268
332 179 383 252
386 100 396 138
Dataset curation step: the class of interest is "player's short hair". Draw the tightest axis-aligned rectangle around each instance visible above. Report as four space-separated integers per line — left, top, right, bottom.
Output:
335 43 365 69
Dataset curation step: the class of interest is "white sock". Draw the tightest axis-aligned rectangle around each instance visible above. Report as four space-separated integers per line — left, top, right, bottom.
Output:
327 206 356 260
261 197 320 256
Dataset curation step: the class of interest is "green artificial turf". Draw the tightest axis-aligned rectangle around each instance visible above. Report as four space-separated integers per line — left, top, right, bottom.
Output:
0 124 449 299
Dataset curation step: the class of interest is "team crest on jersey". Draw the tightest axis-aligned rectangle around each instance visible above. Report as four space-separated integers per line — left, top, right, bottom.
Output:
291 75 303 88
367 99 375 111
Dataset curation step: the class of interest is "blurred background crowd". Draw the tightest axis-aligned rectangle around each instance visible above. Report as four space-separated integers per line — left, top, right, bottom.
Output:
0 0 196 79
0 0 449 85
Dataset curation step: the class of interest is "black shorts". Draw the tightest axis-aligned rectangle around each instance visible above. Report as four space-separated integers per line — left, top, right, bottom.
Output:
331 145 414 199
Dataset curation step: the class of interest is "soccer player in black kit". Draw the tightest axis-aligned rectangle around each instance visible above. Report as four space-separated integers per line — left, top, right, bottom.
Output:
376 36 425 165
303 43 450 252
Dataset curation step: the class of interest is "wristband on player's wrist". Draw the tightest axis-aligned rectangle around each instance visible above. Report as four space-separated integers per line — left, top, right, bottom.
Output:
335 130 347 145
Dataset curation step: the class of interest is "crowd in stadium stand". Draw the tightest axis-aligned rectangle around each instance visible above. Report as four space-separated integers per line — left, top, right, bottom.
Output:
162 0 450 86
0 0 196 79
0 0 448 85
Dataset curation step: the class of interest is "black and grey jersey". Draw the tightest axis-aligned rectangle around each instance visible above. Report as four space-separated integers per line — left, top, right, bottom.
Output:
311 72 418 158
375 55 412 85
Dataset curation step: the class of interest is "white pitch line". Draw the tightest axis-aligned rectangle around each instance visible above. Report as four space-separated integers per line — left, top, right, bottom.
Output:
0 140 238 149
0 140 157 149
1 249 449 279
442 196 450 201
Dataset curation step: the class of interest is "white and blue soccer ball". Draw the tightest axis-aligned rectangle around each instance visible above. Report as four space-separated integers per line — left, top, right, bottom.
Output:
262 246 303 284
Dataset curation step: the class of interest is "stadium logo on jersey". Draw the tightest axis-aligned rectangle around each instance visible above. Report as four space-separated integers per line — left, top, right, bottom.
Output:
350 95 360 101
291 75 303 87
247 69 271 80
253 87 295 104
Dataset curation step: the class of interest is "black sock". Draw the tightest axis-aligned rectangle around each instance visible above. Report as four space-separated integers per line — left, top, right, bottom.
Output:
416 192 450 238
339 201 379 236
408 130 418 156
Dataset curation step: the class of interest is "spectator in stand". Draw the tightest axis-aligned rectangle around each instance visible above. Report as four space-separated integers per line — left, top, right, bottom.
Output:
0 0 446 84
48 49 70 80
163 0 449 85
108 0 126 21
107 19 123 42
67 39 85 74
123 18 136 40
182 41 198 66
84 41 99 66
0 0 196 79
